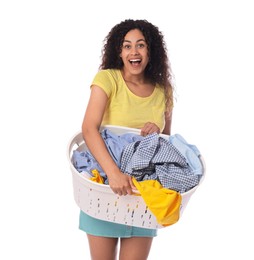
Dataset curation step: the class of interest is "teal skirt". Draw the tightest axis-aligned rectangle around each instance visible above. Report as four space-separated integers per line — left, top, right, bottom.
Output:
79 211 157 238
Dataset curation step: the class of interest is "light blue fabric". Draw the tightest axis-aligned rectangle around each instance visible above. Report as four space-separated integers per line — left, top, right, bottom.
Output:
101 129 143 166
72 149 105 176
72 129 143 182
72 129 203 191
169 134 203 176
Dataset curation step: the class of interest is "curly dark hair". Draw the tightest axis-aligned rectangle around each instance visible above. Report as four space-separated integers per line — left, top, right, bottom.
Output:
99 19 174 112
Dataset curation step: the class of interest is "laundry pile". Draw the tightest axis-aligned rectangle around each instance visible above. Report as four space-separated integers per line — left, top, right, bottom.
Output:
72 128 203 193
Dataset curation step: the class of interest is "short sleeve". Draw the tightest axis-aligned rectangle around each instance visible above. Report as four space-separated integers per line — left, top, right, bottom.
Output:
91 70 115 97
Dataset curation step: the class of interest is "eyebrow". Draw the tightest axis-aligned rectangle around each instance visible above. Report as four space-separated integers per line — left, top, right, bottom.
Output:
123 39 146 43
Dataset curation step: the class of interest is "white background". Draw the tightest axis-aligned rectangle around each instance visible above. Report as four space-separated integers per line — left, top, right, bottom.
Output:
1 0 253 259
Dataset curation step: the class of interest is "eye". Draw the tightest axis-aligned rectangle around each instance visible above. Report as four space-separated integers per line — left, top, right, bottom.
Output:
137 43 146 49
123 44 131 49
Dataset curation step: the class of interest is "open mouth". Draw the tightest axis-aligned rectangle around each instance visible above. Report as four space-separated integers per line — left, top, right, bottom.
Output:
129 59 141 65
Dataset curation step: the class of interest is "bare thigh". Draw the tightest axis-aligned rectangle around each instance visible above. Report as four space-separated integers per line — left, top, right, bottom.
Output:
119 237 153 260
87 234 118 260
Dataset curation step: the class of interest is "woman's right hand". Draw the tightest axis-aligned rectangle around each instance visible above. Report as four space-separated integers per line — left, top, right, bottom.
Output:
140 122 160 136
107 170 136 196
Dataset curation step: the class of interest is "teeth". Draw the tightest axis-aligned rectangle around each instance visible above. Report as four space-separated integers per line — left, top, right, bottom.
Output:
130 59 141 62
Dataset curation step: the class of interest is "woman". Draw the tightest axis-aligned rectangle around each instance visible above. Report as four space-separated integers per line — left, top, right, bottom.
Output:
81 19 174 260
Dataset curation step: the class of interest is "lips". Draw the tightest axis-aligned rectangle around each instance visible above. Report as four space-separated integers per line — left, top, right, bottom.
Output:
129 59 141 65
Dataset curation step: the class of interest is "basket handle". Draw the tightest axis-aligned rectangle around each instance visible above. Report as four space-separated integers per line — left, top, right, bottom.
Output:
67 132 84 157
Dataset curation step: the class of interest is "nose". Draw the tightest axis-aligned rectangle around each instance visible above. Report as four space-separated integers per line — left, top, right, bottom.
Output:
130 46 139 55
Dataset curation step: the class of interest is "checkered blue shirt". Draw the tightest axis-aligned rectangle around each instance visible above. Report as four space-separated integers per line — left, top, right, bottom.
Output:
120 133 200 193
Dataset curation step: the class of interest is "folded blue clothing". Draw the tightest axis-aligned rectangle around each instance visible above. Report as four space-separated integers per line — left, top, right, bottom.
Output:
72 149 105 177
72 129 143 182
168 134 203 176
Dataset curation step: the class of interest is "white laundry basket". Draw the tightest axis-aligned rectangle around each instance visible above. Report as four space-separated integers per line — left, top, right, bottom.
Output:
67 125 205 229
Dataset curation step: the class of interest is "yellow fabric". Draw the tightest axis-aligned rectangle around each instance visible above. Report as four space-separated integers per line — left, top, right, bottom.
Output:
90 169 104 184
91 69 173 131
132 178 182 227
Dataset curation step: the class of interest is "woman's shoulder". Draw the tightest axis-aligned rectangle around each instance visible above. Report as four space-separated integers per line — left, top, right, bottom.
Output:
93 69 123 89
92 69 122 95
95 69 121 80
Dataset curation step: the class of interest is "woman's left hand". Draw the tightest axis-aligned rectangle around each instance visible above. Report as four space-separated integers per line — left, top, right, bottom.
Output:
140 122 160 136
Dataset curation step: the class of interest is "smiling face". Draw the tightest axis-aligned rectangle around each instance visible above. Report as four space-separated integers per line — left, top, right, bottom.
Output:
120 29 149 76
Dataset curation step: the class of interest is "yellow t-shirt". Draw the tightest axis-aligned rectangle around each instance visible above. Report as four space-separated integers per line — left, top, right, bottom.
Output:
91 69 169 131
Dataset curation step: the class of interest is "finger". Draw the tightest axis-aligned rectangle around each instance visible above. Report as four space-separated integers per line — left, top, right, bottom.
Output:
127 179 137 195
140 129 147 136
147 125 160 134
117 190 123 196
141 123 155 136
121 188 128 196
141 128 150 136
112 188 122 196
147 124 157 134
140 123 148 136
129 178 136 190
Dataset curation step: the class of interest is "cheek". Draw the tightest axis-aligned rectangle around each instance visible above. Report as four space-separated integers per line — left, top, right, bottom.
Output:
142 56 149 66
120 49 128 58
120 52 129 63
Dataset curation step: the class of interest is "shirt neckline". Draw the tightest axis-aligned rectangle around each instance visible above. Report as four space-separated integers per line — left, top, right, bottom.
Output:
117 69 157 99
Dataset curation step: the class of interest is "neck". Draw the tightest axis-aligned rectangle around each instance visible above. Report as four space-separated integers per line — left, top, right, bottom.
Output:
121 69 146 84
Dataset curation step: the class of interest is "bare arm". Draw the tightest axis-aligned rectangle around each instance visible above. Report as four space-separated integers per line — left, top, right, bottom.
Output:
162 110 173 135
82 86 135 195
